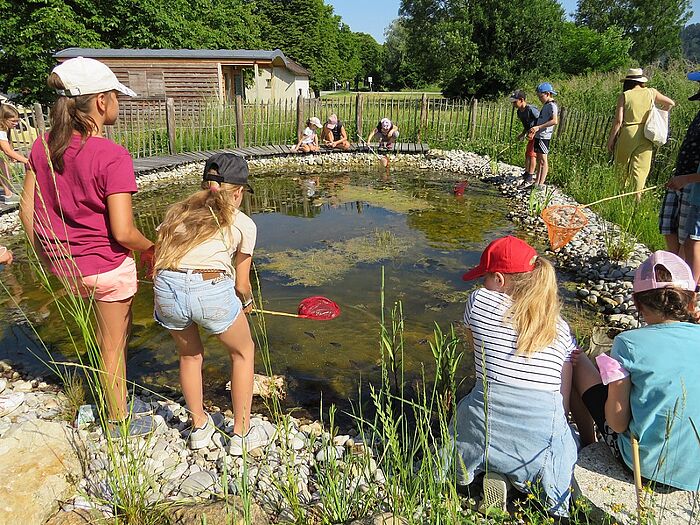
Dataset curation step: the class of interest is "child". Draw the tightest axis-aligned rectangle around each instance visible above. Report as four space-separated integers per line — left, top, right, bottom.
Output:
322 114 350 150
449 236 577 517
367 118 399 149
20 57 155 437
292 117 321 153
153 153 271 454
509 90 539 185
575 251 700 491
528 83 559 186
0 104 30 203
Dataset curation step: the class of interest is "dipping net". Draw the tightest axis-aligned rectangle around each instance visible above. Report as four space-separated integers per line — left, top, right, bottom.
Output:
540 205 589 250
297 296 341 320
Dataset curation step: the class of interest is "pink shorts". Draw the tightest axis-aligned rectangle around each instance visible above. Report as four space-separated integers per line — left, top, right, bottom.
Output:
68 256 138 302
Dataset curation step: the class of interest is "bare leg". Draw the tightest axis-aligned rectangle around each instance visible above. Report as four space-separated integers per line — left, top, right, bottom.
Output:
170 324 208 428
537 153 549 185
571 352 604 446
94 298 133 421
526 154 536 176
685 239 700 285
665 233 680 255
216 313 255 436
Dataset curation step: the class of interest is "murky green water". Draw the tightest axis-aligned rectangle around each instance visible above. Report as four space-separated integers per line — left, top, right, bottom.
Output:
0 167 576 415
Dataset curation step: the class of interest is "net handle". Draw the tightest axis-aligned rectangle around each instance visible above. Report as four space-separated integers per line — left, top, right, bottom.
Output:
579 185 657 209
252 308 300 318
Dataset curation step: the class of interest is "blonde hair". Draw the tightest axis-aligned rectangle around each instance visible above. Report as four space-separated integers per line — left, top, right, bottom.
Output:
0 104 19 132
506 257 562 356
154 181 243 271
46 73 100 172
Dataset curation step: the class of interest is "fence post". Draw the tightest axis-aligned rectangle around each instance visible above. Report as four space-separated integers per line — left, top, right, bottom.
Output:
418 93 428 143
469 98 478 140
235 95 245 148
355 93 364 140
296 93 305 140
557 106 567 139
33 103 46 134
165 98 176 155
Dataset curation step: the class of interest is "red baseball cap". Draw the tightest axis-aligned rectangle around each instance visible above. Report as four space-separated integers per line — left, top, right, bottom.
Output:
462 236 538 281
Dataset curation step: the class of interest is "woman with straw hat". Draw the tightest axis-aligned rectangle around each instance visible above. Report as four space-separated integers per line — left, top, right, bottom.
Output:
607 68 675 197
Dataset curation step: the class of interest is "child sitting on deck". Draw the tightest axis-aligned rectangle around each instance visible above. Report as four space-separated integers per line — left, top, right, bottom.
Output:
153 153 272 454
574 251 700 491
292 117 321 153
448 236 578 518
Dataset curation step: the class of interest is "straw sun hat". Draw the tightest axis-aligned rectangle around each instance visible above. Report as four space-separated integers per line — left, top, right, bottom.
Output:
621 68 648 84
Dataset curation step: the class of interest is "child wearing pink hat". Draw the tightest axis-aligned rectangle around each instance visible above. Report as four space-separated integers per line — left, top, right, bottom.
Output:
367 118 399 149
574 251 700 491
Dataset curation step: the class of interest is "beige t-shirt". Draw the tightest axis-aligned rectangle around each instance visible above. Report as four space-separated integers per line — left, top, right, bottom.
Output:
178 210 256 277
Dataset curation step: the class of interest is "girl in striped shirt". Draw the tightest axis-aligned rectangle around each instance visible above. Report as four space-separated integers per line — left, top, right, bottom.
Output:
448 236 577 518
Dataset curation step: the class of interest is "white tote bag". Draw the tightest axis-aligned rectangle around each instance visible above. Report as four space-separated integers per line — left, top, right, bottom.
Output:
644 91 669 147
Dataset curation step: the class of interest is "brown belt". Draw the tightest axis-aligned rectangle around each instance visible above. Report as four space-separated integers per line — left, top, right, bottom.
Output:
168 269 226 281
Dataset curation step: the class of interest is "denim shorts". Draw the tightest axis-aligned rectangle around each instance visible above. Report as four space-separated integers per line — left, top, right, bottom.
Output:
153 270 242 334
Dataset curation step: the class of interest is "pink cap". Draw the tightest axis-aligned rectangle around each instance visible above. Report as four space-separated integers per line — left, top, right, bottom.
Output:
326 114 338 129
633 251 696 293
381 118 392 130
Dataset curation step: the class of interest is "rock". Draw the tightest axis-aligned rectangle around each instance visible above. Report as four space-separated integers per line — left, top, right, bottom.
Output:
44 509 106 525
574 442 698 525
0 420 81 525
349 513 408 525
179 470 217 498
166 499 269 525
315 445 343 462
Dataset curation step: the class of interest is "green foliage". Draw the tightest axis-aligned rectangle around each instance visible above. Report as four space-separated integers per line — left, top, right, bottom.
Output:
575 0 692 65
681 23 700 62
558 23 632 75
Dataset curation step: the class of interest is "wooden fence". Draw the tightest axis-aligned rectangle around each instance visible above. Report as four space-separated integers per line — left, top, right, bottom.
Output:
12 94 672 170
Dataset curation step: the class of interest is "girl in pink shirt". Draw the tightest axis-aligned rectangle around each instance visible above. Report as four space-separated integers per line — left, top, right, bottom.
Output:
20 57 155 437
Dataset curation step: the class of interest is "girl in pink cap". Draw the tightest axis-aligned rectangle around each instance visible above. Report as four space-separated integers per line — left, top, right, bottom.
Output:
574 251 700 491
447 235 578 517
20 57 155 437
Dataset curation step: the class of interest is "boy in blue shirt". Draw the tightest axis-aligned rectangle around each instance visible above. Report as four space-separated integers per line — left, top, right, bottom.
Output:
528 83 559 186
510 90 540 185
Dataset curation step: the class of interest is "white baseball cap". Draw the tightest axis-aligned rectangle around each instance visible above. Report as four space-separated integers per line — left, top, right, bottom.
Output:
309 117 322 127
52 57 137 98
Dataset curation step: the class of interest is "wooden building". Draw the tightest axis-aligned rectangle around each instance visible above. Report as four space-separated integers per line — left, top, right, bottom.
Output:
53 48 312 103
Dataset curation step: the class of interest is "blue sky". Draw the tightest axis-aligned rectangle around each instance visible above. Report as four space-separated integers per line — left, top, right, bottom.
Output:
326 0 700 43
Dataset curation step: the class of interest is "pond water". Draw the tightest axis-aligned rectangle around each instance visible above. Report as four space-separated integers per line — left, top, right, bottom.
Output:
0 167 588 417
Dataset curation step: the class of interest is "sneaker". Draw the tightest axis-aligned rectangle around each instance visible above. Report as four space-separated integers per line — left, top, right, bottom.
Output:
188 413 215 450
108 415 155 439
2 194 19 204
521 173 534 186
128 396 153 417
0 392 25 417
229 424 272 456
478 472 508 515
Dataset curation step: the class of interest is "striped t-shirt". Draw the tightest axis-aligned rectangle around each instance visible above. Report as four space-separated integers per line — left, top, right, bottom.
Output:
464 288 575 392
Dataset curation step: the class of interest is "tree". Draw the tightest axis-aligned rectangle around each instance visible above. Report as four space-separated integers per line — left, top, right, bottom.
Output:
681 23 700 62
575 0 692 65
557 23 632 75
398 0 565 98
354 33 383 90
0 0 262 104
382 19 425 89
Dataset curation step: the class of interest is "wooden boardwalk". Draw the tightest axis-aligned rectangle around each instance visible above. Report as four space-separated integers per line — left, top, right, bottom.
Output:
133 142 430 174
0 143 430 214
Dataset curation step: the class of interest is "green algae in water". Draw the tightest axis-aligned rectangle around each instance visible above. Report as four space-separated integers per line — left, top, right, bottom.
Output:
337 185 431 213
262 230 412 287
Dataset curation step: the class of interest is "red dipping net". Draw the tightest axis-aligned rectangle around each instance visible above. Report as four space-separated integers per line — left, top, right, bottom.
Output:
297 296 341 320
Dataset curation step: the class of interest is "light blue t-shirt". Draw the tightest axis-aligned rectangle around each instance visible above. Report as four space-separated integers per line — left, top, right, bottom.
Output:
612 322 700 491
688 163 700 206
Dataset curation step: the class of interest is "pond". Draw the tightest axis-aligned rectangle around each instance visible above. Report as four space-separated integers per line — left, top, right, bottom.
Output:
0 167 590 417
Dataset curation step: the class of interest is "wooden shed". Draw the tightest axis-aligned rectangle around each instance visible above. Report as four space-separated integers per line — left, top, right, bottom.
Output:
53 48 312 103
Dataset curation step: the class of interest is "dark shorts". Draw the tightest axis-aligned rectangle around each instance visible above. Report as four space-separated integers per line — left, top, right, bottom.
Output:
581 383 623 460
534 138 551 155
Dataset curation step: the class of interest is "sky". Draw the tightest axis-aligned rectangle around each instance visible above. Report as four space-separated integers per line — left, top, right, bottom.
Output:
326 0 700 43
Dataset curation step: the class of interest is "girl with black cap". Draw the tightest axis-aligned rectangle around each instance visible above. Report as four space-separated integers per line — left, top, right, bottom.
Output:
153 153 271 454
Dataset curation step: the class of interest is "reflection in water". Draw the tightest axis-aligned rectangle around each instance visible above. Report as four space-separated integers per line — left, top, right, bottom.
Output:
0 168 514 415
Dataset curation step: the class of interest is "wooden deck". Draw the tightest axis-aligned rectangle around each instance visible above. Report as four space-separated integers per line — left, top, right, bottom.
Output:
133 142 430 174
0 143 430 215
